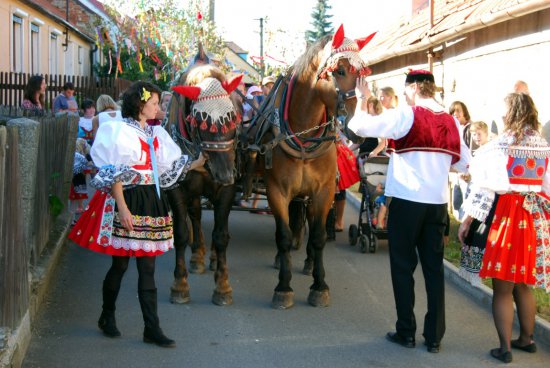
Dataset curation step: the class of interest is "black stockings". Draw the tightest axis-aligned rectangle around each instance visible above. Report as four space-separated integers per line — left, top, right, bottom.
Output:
103 256 157 291
512 283 536 345
491 279 536 351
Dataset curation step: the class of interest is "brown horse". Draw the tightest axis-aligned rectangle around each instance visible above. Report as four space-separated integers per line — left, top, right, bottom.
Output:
253 25 374 308
164 65 242 306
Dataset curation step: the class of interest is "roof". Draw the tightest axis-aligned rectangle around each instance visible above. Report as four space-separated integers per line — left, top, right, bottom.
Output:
225 41 248 54
360 0 550 65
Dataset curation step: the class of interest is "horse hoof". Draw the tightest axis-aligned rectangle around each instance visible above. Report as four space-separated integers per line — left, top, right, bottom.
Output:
170 290 190 304
189 262 206 274
307 289 330 307
212 291 233 306
302 261 313 276
271 291 294 309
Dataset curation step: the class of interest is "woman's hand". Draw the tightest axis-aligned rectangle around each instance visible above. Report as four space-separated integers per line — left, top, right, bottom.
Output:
458 215 473 243
118 205 134 232
190 152 207 171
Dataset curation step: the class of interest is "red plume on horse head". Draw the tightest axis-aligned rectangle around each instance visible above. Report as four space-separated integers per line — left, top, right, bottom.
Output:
222 74 244 94
332 24 345 49
355 32 377 51
171 86 201 101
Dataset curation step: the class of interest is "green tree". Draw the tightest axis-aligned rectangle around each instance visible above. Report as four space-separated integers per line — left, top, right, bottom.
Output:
305 0 334 44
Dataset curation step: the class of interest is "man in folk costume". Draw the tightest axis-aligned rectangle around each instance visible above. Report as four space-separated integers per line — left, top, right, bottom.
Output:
348 70 471 353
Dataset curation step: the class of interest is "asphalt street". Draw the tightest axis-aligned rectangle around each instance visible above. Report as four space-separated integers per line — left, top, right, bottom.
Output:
23 203 550 368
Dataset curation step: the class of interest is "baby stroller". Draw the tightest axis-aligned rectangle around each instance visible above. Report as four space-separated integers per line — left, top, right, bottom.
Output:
348 154 389 253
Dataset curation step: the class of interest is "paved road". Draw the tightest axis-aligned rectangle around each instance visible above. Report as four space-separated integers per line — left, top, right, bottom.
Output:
23 204 550 368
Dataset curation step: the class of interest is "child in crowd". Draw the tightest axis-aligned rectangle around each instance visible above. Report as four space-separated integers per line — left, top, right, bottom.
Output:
78 99 96 145
69 138 92 215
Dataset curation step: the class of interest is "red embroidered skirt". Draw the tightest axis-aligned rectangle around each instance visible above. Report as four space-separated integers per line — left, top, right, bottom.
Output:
336 144 360 191
68 186 174 257
479 193 550 286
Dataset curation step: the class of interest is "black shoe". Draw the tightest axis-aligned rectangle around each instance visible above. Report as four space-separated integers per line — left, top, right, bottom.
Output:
424 341 441 353
143 327 176 348
386 331 415 348
511 339 537 353
490 348 512 363
98 311 121 338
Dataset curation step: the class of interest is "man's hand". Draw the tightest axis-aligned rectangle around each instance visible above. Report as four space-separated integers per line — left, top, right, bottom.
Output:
355 77 372 100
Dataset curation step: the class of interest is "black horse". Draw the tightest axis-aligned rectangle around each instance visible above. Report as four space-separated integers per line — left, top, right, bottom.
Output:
164 65 242 306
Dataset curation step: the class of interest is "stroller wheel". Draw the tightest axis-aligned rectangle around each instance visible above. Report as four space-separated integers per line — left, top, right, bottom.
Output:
359 234 369 253
369 236 378 253
348 224 359 246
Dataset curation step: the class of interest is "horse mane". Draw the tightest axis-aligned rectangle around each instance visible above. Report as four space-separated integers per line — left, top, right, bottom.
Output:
290 35 331 81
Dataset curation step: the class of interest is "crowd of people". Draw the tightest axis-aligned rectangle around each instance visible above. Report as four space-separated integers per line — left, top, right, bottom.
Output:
19 68 550 362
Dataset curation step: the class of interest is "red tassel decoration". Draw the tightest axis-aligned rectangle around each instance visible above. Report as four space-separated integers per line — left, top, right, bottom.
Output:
190 117 198 127
209 124 218 133
200 120 208 130
221 124 228 134
229 120 236 130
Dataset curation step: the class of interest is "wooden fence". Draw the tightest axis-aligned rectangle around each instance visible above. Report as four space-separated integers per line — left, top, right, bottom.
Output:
0 72 132 110
0 107 78 329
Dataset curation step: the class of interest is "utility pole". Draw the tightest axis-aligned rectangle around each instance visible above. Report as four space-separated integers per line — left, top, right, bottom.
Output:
259 17 265 79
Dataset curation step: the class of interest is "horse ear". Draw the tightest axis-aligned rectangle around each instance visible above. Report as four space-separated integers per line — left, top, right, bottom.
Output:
171 86 202 101
332 24 345 49
355 32 377 51
222 74 244 94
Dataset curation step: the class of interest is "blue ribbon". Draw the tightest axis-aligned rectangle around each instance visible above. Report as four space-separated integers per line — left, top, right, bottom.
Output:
147 137 161 199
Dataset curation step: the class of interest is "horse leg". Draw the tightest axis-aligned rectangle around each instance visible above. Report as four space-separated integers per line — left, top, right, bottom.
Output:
306 196 332 307
302 211 315 276
166 187 191 304
211 185 235 306
269 191 294 309
289 199 306 250
188 197 206 274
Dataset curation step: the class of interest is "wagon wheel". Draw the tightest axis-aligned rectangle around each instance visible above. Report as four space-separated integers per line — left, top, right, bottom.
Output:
369 236 378 253
348 224 358 246
359 234 369 253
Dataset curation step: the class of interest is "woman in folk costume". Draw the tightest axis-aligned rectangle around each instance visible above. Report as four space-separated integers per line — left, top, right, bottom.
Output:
69 81 206 348
459 93 550 363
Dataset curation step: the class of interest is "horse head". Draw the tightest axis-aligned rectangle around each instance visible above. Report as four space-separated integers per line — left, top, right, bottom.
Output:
316 24 376 143
172 65 242 185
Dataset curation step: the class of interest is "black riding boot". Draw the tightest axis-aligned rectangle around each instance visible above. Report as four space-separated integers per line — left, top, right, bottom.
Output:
98 282 121 337
138 289 176 348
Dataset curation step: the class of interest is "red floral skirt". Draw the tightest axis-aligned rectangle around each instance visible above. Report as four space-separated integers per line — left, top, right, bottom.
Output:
336 144 360 191
479 193 550 289
68 186 174 257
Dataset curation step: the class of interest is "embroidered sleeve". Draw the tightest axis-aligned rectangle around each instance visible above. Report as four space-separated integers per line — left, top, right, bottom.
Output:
159 155 192 189
90 164 142 192
73 153 89 175
462 185 495 222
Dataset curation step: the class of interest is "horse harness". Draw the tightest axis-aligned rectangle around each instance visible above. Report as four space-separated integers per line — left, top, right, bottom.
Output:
239 72 356 169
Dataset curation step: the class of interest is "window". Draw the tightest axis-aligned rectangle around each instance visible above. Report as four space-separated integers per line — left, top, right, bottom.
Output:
12 15 24 72
50 33 58 75
30 23 40 74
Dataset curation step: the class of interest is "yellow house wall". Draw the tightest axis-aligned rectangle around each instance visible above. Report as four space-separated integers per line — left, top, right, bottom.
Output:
1 0 93 77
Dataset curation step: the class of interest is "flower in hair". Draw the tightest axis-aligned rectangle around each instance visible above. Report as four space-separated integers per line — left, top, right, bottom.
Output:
141 88 151 102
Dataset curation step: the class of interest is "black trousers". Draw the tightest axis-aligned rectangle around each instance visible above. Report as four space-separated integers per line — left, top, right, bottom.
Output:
387 197 447 343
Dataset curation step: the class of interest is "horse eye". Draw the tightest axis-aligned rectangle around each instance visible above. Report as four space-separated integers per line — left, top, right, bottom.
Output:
336 69 346 76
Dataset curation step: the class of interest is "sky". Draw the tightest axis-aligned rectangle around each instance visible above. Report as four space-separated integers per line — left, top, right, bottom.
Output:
214 0 410 65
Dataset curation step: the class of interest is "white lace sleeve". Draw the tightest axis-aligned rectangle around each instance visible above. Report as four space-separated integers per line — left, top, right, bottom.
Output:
462 185 495 222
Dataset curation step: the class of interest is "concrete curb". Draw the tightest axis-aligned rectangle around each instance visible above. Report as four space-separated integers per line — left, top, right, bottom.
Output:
345 189 550 349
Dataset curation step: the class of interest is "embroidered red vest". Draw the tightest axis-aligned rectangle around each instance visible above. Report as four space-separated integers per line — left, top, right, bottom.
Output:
387 106 461 164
